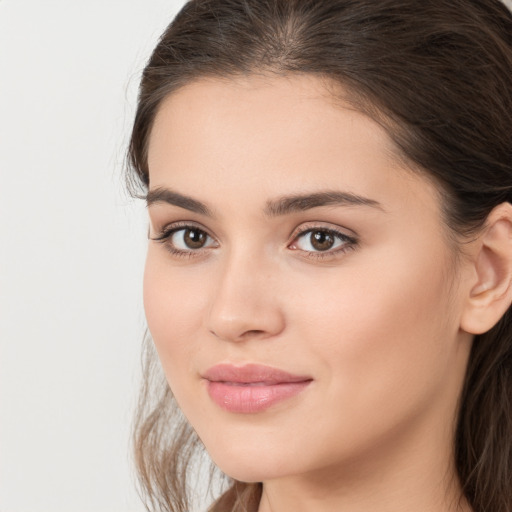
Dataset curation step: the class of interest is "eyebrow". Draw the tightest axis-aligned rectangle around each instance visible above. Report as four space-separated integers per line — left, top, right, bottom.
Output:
146 187 212 216
265 191 383 216
145 187 382 217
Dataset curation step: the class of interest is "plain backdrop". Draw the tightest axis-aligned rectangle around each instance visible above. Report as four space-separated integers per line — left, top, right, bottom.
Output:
1 1 512 512
0 1 185 511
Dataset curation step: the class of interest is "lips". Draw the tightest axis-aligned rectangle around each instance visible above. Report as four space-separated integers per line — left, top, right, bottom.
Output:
202 364 312 413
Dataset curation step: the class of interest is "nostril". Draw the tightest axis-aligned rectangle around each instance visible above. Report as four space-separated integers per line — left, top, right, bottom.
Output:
209 328 267 341
207 297 286 342
242 329 266 338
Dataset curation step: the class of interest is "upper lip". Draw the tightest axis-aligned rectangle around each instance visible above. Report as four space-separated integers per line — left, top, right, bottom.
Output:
202 363 312 385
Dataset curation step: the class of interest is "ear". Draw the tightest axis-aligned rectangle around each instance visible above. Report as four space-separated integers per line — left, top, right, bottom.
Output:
460 202 512 335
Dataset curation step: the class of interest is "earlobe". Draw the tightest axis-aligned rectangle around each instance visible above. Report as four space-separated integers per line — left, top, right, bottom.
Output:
460 202 512 335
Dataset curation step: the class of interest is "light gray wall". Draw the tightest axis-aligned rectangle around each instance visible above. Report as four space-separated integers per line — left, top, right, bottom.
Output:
0 2 185 511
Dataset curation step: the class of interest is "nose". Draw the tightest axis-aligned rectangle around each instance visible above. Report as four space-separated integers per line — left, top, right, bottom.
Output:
206 252 285 343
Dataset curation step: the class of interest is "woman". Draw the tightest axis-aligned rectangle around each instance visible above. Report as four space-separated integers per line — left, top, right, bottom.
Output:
127 1 512 511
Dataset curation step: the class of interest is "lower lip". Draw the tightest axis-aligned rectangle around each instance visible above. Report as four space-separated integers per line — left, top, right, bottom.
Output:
206 380 311 413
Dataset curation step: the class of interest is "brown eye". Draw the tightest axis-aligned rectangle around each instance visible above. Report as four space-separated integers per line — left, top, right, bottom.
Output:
310 230 335 251
290 227 355 254
183 228 207 249
164 226 217 252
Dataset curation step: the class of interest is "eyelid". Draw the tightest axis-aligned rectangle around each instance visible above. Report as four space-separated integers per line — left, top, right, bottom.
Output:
150 220 214 241
149 221 219 259
149 220 358 261
288 222 358 257
289 221 357 242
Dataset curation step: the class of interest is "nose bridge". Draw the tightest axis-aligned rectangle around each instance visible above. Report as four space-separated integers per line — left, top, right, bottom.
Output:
206 244 284 342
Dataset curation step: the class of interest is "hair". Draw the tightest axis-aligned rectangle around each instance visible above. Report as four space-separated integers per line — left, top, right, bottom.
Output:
127 1 512 511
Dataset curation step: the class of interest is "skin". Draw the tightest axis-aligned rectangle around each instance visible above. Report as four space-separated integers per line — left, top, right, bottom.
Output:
143 75 480 512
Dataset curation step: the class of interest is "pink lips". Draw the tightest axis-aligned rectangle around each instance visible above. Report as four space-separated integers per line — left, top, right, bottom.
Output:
203 364 312 413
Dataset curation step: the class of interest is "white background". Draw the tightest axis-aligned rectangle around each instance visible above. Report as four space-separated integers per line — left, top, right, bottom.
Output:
0 1 185 511
1 1 511 512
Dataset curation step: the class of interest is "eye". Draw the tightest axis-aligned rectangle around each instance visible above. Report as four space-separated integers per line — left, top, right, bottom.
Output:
289 227 356 254
151 224 218 256
170 227 214 250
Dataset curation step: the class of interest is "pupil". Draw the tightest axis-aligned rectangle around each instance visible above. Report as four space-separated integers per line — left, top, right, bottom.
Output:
311 231 334 251
184 229 206 249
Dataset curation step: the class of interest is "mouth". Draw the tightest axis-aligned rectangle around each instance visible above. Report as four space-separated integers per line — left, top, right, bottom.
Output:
202 363 313 414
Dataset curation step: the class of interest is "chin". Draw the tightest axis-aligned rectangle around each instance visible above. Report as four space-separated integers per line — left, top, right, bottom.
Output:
202 434 294 483
213 458 285 483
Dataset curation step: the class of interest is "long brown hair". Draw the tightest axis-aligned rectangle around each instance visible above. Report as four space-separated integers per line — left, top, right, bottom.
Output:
127 1 512 511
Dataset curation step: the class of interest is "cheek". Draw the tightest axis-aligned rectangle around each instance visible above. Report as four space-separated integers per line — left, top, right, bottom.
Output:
143 250 208 378
292 243 458 421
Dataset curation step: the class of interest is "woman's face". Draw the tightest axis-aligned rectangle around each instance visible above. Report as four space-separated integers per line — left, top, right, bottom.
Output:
144 75 473 482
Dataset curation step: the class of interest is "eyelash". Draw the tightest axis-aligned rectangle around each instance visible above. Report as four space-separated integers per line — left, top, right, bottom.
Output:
150 222 358 261
289 225 358 260
150 222 216 259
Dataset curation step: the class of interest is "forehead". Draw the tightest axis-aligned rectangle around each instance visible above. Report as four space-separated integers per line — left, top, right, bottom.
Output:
147 74 439 220
149 74 395 149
